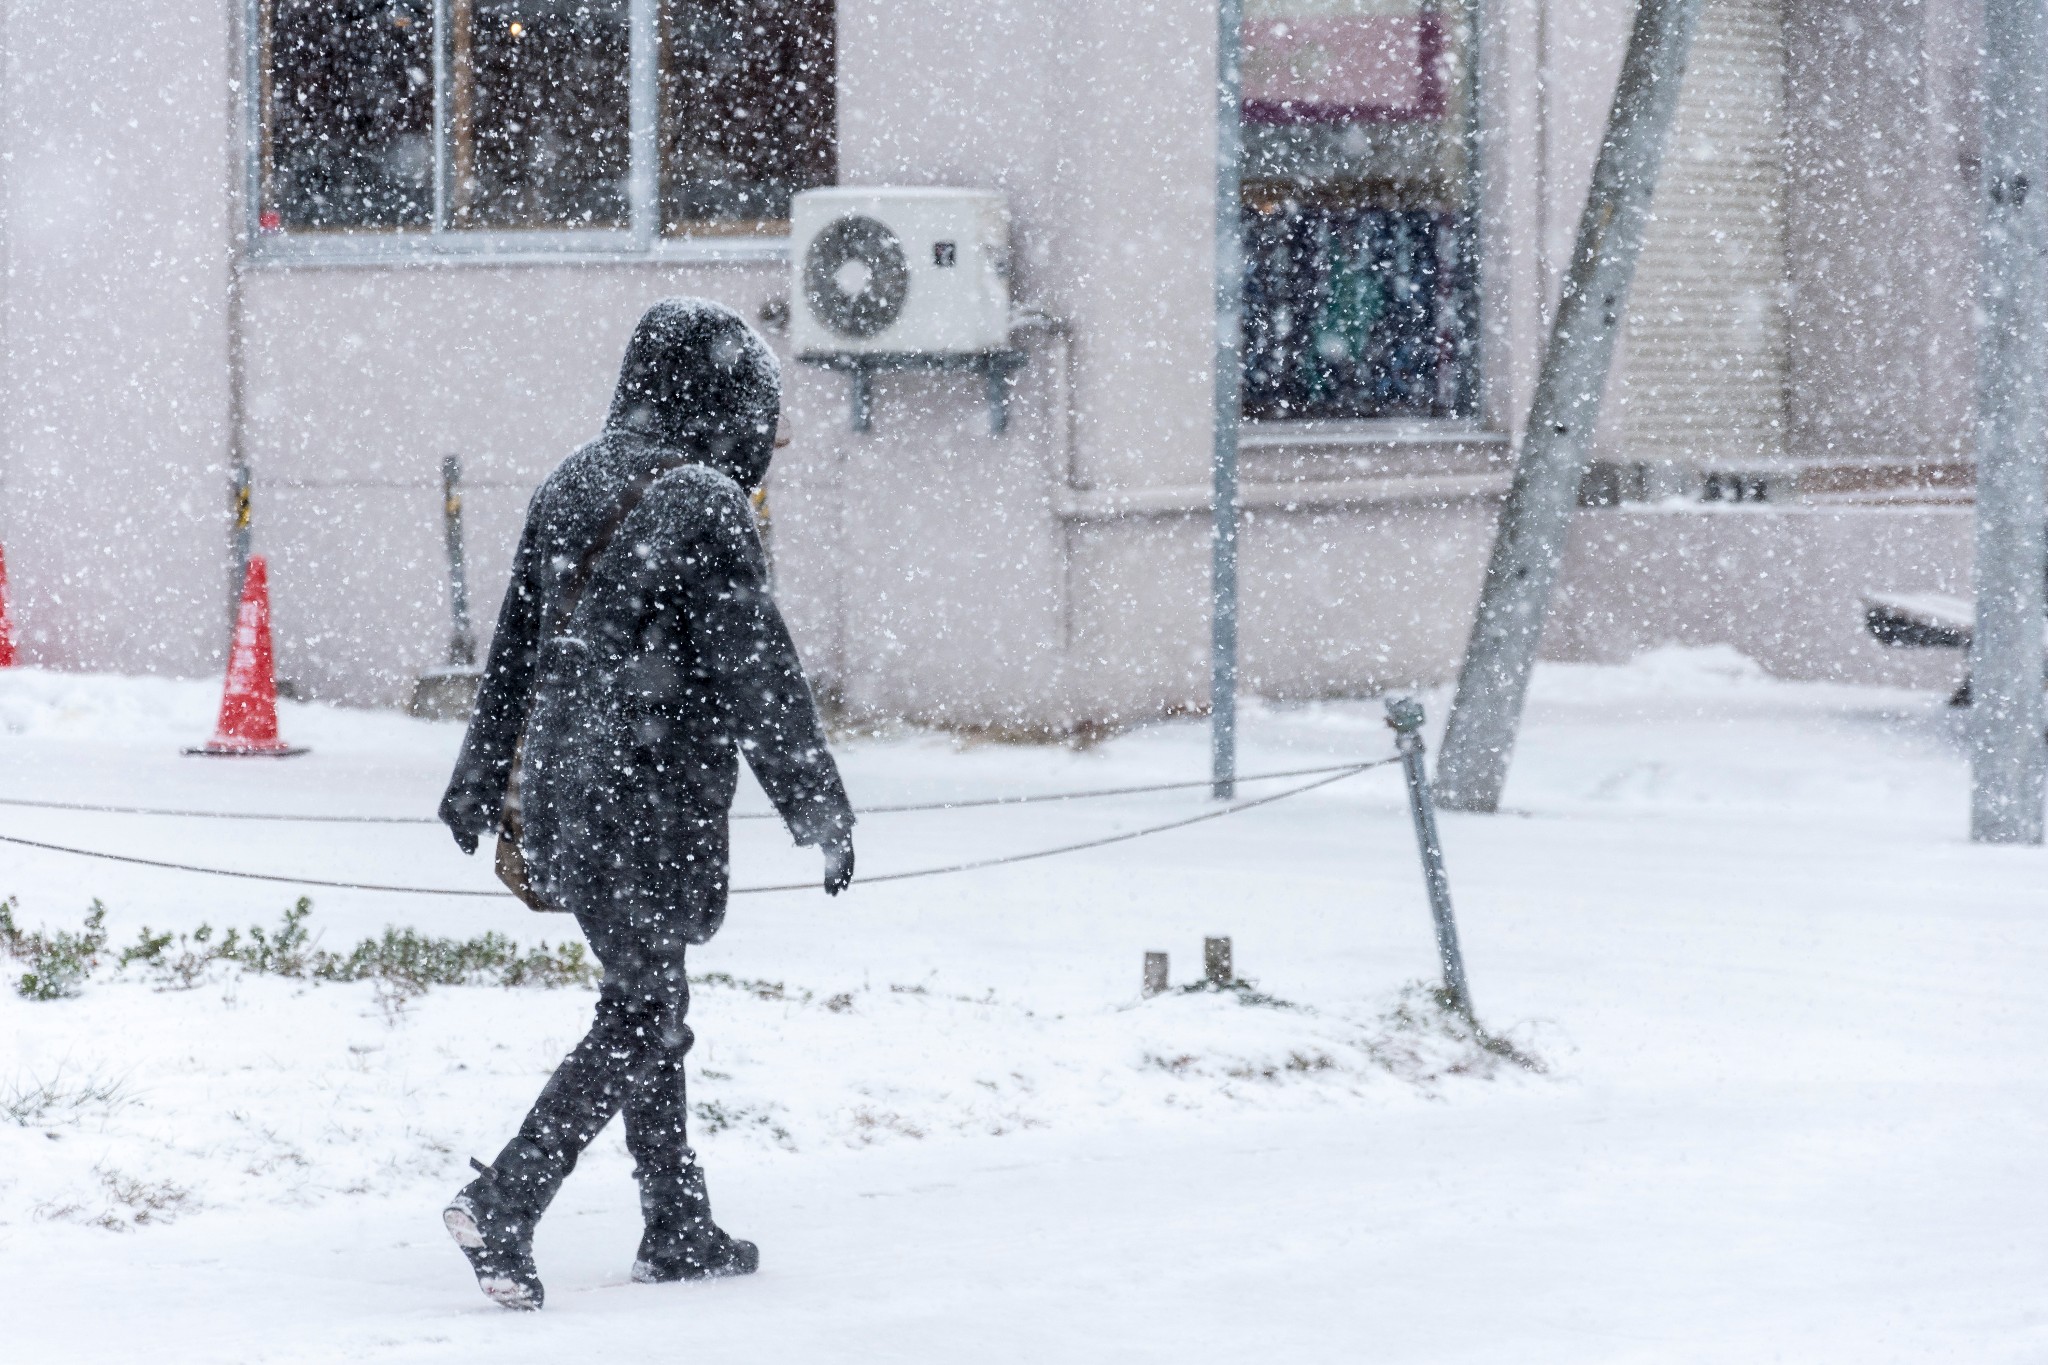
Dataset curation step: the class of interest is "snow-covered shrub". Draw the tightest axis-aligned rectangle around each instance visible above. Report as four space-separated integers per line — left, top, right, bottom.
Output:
118 898 335 988
35 1165 195 1232
310 922 597 990
9 898 599 996
0 897 110 1000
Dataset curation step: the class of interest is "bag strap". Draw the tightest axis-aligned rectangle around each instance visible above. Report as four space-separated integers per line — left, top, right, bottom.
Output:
545 456 688 637
503 456 688 826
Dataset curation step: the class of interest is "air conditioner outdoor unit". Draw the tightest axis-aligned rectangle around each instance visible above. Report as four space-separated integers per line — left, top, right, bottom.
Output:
790 187 1012 357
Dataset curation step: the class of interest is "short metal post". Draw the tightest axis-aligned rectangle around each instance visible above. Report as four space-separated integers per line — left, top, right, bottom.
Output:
1143 951 1170 997
850 364 873 433
984 356 1012 435
1385 697 1473 1017
1203 936 1233 986
440 455 476 668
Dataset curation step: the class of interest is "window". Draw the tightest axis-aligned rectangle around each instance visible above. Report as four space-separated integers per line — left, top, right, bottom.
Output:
660 0 835 233
262 0 436 230
253 0 835 249
449 0 632 229
1239 0 1477 421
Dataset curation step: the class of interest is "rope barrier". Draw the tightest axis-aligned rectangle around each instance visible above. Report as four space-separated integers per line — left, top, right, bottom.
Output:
0 759 1387 826
0 799 427 825
735 761 1388 892
0 759 1394 898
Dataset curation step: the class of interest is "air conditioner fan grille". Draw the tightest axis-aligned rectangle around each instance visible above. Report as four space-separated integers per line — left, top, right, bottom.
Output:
803 215 910 340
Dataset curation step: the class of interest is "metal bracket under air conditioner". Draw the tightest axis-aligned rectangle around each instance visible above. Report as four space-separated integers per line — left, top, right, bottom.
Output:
798 350 1028 435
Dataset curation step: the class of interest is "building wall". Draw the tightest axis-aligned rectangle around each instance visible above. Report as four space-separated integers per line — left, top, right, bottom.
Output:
0 0 234 675
783 0 1089 727
1783 0 1978 466
1552 503 1973 691
0 0 1985 724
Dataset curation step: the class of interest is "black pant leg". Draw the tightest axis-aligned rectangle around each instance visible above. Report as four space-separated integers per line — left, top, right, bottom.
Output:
489 904 691 1216
613 912 697 1184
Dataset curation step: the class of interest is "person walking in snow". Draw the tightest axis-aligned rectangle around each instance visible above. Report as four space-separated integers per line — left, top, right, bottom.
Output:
435 297 855 1310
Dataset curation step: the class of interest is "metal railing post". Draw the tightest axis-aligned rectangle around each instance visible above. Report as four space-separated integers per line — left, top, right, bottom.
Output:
1386 697 1473 1017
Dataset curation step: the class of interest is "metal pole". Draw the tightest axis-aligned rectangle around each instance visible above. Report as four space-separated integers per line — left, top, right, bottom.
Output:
440 455 477 668
1970 0 2048 845
228 2 259 636
626 0 658 250
1434 0 1705 813
1385 697 1472 1017
227 460 252 629
226 239 252 633
1211 0 1245 800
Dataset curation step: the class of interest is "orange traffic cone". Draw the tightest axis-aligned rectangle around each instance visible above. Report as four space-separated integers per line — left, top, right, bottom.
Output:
0 542 15 668
186 555 307 757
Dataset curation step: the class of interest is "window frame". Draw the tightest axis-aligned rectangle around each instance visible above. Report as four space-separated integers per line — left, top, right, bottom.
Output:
240 0 815 265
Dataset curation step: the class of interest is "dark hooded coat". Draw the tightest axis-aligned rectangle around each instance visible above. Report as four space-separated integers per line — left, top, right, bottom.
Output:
439 298 852 942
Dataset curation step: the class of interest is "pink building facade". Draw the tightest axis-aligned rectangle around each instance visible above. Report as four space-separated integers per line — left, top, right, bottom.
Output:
0 0 1977 723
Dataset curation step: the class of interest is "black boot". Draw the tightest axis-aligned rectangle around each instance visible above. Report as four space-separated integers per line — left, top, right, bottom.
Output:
444 1155 546 1310
631 1165 759 1284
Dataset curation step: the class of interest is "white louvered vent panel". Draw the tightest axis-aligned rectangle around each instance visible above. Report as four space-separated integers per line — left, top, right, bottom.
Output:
1619 0 1788 467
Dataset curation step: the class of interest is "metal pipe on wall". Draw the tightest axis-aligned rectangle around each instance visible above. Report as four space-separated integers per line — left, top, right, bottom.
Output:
225 245 252 636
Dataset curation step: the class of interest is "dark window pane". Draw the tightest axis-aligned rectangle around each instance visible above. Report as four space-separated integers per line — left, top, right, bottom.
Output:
264 0 434 231
1238 1 1476 419
1243 201 1467 421
660 0 835 233
452 0 631 229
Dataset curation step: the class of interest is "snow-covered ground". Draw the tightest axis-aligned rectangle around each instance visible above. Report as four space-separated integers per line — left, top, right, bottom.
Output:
0 647 2041 1362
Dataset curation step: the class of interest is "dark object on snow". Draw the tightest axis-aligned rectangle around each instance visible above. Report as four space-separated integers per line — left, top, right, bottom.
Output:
439 295 855 931
437 298 850 1302
1861 592 1987 707
444 1157 545 1311
410 664 481 723
632 1164 761 1284
1863 592 1973 650
1203 936 1232 986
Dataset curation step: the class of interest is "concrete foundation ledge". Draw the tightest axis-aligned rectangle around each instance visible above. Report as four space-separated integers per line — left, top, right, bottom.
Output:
1057 472 1513 521
1551 501 1974 689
